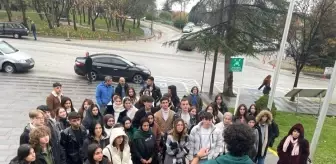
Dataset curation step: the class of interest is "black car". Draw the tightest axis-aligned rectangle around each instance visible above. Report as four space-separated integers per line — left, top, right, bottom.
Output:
0 22 29 39
74 53 151 84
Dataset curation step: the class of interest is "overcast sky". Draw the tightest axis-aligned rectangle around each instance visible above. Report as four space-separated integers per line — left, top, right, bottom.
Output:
156 0 199 12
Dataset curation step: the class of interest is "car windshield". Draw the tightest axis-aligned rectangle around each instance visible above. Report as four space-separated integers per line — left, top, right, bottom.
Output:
0 41 19 54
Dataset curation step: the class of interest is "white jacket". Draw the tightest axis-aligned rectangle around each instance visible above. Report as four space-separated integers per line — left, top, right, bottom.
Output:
103 127 133 164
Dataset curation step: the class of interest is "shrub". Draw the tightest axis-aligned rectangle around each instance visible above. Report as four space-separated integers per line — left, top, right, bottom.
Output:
145 13 156 21
173 19 187 29
159 11 172 21
255 95 277 117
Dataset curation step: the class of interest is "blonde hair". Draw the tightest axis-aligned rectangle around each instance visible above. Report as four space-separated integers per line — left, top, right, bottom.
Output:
29 109 44 119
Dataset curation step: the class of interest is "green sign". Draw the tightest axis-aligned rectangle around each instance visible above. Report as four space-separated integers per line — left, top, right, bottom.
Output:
230 57 244 72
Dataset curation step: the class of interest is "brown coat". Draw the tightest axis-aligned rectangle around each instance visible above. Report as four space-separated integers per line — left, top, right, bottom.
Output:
151 122 162 148
154 109 175 133
46 91 62 118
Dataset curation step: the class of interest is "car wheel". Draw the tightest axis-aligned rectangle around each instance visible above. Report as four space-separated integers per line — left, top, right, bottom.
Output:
87 71 97 81
13 34 20 39
3 63 16 73
132 74 144 84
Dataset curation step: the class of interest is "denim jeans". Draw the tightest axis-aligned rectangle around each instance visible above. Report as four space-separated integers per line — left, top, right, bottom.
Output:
257 156 265 164
32 31 37 40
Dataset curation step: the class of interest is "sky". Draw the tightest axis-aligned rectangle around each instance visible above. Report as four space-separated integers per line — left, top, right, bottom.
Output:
156 0 199 12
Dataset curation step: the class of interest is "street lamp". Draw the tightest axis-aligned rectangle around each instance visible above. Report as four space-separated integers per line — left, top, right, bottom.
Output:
267 0 296 110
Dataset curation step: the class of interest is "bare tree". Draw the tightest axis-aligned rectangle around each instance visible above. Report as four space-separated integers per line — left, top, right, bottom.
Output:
287 0 335 101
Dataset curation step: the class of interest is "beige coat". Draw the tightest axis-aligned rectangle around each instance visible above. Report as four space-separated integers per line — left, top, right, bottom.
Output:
154 109 175 133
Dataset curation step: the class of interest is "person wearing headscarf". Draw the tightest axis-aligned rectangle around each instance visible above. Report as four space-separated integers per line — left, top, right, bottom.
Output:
103 114 115 138
132 118 158 164
103 127 133 164
82 104 104 130
85 144 109 164
277 123 310 164
168 85 180 110
9 144 36 164
121 116 137 142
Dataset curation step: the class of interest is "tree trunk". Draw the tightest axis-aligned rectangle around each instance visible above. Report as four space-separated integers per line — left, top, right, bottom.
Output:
77 6 82 25
32 0 44 20
110 14 114 27
4 3 12 22
72 8 77 31
209 49 219 95
116 17 119 32
83 6 86 23
133 18 136 28
137 18 140 28
91 19 96 31
104 15 110 32
290 65 302 101
121 18 126 32
88 7 91 25
20 0 28 28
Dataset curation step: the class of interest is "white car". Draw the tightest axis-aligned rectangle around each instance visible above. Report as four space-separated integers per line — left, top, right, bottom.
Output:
185 22 195 27
183 26 193 33
0 40 34 73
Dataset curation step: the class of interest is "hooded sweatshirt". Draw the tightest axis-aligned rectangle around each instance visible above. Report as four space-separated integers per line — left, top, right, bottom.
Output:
102 128 132 164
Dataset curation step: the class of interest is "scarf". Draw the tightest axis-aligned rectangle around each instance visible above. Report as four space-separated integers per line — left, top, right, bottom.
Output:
283 135 300 156
191 95 197 106
261 124 269 156
133 129 152 140
113 103 124 113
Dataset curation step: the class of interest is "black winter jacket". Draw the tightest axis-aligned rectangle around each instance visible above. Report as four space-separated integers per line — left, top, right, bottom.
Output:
60 126 87 164
115 83 129 98
82 135 110 161
132 107 157 129
46 119 66 164
19 124 31 145
132 134 158 164
139 83 162 106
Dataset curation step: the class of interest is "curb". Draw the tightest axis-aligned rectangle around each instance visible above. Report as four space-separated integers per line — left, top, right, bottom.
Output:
268 147 278 157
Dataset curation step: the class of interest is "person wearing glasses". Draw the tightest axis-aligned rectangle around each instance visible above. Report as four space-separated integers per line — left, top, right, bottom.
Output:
60 112 87 164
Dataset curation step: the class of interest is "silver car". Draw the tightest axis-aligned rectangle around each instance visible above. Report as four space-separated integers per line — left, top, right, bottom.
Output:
0 40 34 73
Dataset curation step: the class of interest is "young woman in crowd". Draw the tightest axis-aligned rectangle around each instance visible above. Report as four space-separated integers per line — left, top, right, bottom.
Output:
123 97 138 120
126 87 138 105
82 104 104 130
248 104 258 117
9 144 36 164
258 75 272 95
187 86 203 112
132 118 158 164
188 106 197 132
168 85 180 110
55 107 70 131
134 95 145 109
122 117 137 142
255 110 274 164
82 121 110 161
277 123 310 164
199 104 222 124
164 118 189 164
61 96 77 113
246 115 258 162
29 125 55 164
103 114 115 138
213 94 228 114
79 99 94 119
106 95 126 123
234 104 248 124
85 144 109 164
103 127 133 164
146 112 162 147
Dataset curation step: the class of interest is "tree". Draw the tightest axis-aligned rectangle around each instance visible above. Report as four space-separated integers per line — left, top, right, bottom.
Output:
188 1 207 24
18 0 28 28
287 0 335 101
87 0 104 31
162 0 172 12
165 0 287 96
1 0 12 21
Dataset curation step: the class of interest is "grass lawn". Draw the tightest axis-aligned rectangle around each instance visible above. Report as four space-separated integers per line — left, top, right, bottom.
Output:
0 11 144 40
227 108 336 164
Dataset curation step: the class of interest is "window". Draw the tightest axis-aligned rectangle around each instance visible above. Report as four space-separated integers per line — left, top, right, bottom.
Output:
11 23 24 28
0 23 3 30
94 57 111 64
0 41 19 54
5 23 13 28
111 58 127 66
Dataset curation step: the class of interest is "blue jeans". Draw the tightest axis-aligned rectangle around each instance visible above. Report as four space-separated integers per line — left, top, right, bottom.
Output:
32 31 37 40
257 156 265 164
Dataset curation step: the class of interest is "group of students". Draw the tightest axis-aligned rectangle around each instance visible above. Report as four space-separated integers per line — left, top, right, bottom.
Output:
10 76 311 164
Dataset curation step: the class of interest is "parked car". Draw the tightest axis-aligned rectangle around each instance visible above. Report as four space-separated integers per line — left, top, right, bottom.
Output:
182 26 193 33
0 40 35 73
0 22 29 39
185 22 195 27
74 54 151 84
177 34 196 51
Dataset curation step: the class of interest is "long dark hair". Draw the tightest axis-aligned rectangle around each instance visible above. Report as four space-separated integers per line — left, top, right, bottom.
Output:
126 87 137 99
87 144 101 164
235 104 248 119
61 96 75 112
88 121 107 138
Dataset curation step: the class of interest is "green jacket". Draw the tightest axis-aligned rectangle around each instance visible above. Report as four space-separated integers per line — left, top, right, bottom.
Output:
206 154 253 164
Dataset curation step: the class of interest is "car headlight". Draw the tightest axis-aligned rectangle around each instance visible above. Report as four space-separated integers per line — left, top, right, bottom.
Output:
18 59 26 63
143 70 151 74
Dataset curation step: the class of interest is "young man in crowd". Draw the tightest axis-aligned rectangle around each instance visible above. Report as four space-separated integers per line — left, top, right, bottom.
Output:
115 77 129 99
46 82 63 118
154 97 176 135
96 76 114 114
37 105 66 164
20 109 45 145
188 112 223 163
187 86 203 112
139 76 162 107
191 123 255 164
132 95 156 129
60 112 87 164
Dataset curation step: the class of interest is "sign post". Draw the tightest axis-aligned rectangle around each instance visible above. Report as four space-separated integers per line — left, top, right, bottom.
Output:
230 57 245 113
